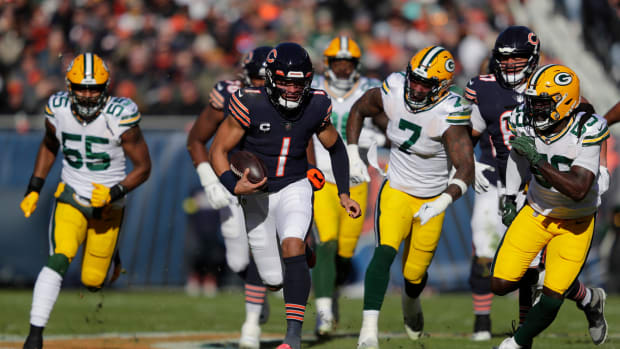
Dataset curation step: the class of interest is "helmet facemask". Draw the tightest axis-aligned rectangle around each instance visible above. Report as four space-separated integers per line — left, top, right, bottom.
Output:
494 53 536 87
68 82 108 123
266 69 312 111
405 65 446 112
325 58 360 92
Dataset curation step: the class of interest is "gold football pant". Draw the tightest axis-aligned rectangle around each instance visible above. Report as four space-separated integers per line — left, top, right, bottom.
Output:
313 181 367 258
376 180 445 284
493 204 594 294
50 184 124 288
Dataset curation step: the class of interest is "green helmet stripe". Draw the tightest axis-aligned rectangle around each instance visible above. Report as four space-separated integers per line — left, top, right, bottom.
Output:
419 46 445 71
529 64 556 88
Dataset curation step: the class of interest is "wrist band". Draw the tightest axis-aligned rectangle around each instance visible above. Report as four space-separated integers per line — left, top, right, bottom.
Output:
220 170 238 194
26 176 45 196
109 184 127 202
448 178 468 196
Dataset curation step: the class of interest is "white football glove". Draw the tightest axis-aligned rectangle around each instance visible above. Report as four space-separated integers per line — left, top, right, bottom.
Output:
196 162 236 210
414 193 452 226
474 161 495 193
347 144 370 184
598 166 610 195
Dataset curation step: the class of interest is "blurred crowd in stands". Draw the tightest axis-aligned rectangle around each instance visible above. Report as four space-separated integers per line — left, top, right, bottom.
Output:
0 0 616 118
0 0 514 117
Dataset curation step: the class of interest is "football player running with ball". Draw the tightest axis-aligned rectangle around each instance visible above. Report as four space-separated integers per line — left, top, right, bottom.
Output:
347 46 474 349
210 42 361 349
492 64 609 349
466 26 607 344
186 45 273 349
309 36 385 337
20 53 151 349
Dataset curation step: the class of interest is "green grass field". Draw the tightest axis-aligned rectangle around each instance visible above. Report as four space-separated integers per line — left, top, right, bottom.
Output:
0 288 618 348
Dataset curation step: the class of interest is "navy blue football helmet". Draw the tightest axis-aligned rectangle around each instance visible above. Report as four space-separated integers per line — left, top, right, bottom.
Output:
264 42 314 111
492 26 540 88
241 46 273 86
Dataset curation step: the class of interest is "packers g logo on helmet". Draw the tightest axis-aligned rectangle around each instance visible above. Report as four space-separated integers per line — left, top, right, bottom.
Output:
66 53 110 123
323 36 362 92
525 64 580 133
405 45 455 112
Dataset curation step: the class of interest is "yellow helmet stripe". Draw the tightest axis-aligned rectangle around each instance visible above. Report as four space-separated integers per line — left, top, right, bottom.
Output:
340 36 348 52
419 46 445 71
529 64 556 88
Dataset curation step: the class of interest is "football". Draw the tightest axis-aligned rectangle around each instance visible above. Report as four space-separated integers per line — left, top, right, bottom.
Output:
230 150 267 184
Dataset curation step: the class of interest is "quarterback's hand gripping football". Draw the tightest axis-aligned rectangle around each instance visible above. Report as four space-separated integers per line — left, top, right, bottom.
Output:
501 196 517 227
509 136 544 165
474 161 495 193
414 193 452 226
235 169 267 195
91 183 111 207
20 192 39 218
196 162 236 209
347 144 370 184
339 193 362 218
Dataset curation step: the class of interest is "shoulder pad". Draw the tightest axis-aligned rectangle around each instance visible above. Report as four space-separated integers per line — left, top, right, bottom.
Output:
580 113 609 147
445 93 471 125
381 72 404 96
311 89 327 96
360 77 381 90
45 91 70 117
106 97 141 126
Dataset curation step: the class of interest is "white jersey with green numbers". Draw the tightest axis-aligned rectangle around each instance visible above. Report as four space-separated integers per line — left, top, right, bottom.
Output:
509 105 609 219
44 91 141 200
380 72 471 197
311 75 382 184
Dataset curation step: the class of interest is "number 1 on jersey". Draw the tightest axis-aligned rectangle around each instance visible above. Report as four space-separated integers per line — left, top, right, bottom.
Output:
276 137 291 177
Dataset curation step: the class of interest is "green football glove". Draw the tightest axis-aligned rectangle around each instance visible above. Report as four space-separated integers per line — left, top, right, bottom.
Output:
502 196 517 227
509 136 544 166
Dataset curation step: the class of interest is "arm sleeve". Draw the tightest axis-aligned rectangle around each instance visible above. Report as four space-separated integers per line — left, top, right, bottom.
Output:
326 136 350 196
505 149 529 196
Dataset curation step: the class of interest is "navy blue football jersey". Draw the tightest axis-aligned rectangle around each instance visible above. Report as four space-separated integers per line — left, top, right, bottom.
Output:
227 87 332 192
465 74 523 185
209 80 243 111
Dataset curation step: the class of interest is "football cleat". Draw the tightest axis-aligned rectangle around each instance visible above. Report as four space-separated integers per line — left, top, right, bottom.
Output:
357 330 379 349
493 336 527 349
577 287 608 345
239 322 261 349
402 293 424 340
471 314 491 341
23 325 43 349
315 310 334 337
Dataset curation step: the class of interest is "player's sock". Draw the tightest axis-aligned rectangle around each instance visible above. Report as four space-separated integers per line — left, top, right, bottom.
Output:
30 267 63 327
472 293 493 316
335 255 352 285
363 245 397 310
518 268 538 325
514 294 563 347
565 279 589 304
313 240 337 298
244 259 267 325
283 255 310 349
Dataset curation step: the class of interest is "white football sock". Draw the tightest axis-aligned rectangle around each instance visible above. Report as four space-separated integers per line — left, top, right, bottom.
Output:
245 304 261 325
361 309 380 332
316 297 333 320
30 267 63 327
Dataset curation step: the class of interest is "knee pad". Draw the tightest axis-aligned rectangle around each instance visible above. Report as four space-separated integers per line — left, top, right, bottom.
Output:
46 253 70 277
469 256 492 294
404 272 428 299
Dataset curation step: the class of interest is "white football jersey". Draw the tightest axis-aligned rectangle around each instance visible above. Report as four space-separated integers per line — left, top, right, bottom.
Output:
509 106 609 219
311 75 383 184
380 72 471 197
44 92 140 200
